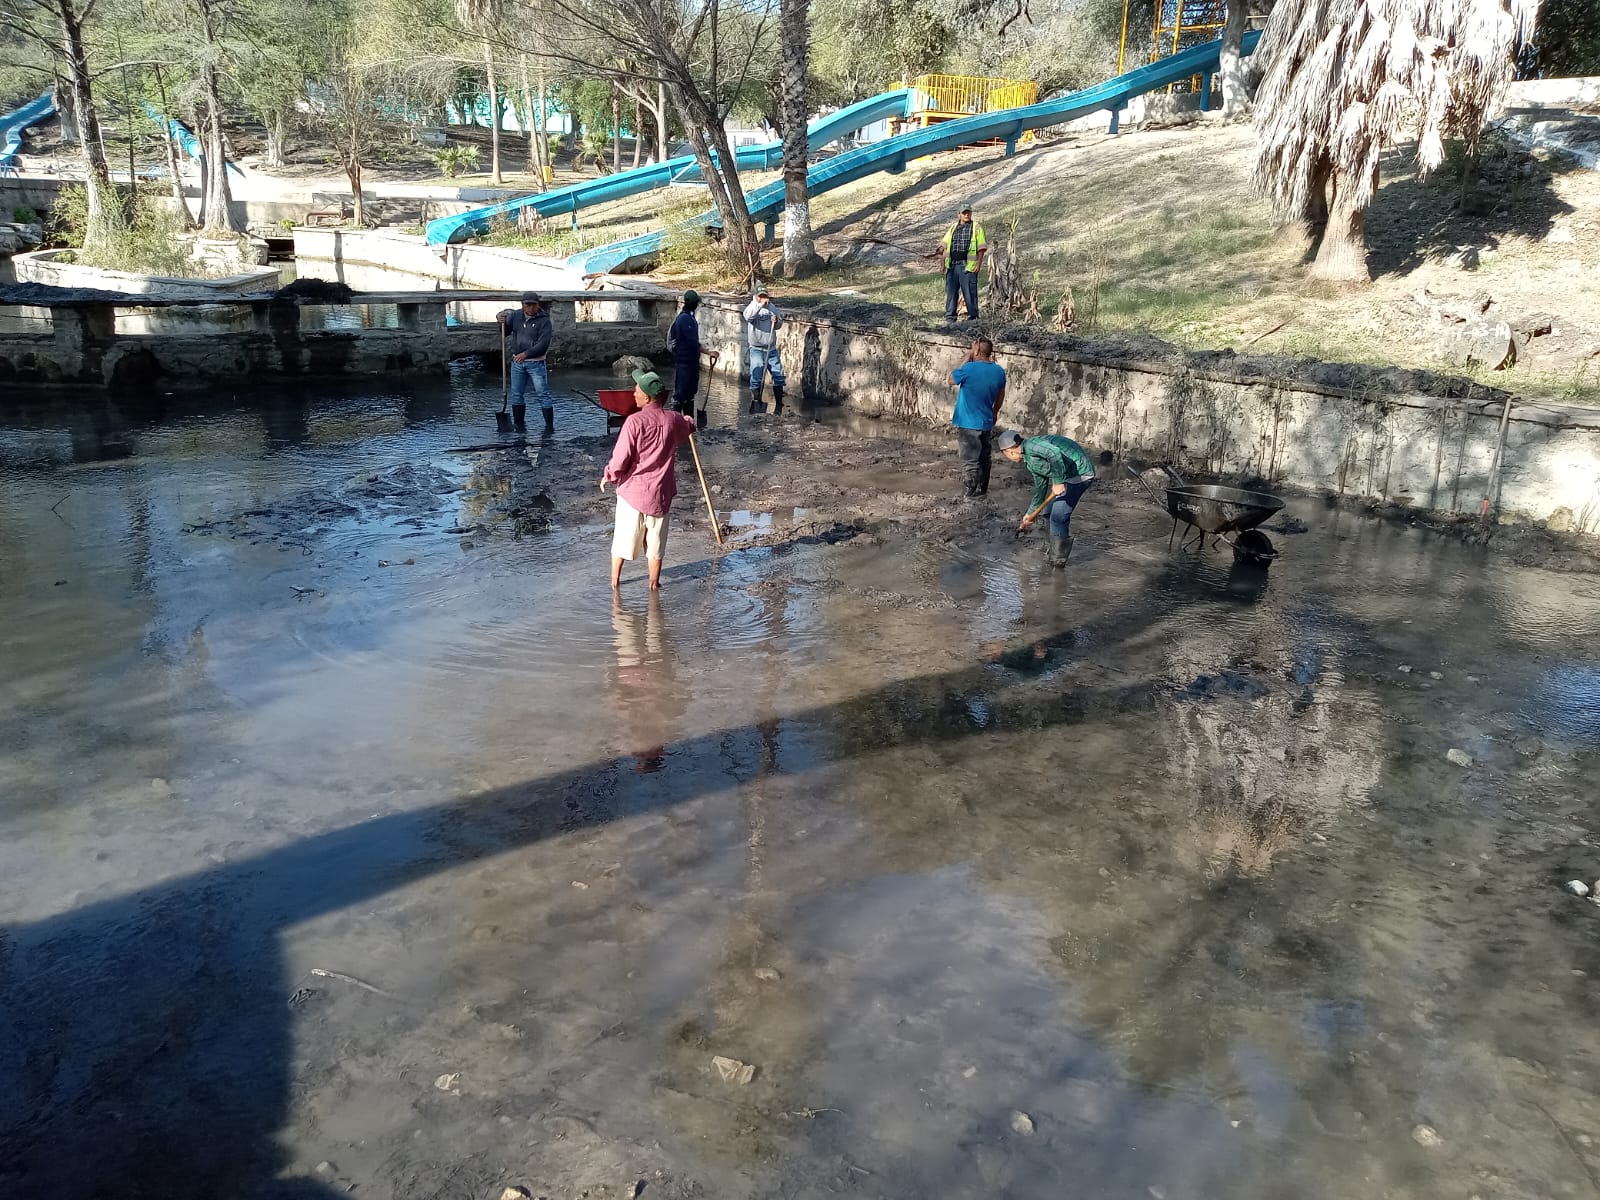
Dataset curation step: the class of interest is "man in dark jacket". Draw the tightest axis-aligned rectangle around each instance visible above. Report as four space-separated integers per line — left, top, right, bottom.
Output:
497 291 555 434
667 289 719 429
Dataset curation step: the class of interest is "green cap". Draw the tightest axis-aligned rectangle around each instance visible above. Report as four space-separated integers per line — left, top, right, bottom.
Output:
682 288 700 308
631 367 666 398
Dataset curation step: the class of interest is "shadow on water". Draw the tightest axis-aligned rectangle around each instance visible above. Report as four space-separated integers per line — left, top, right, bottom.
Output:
0 570 1274 1197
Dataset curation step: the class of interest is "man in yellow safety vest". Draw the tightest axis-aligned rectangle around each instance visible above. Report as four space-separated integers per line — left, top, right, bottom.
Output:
940 204 987 323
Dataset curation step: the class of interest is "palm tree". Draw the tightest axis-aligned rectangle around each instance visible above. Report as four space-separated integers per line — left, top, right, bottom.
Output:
456 0 504 184
1252 0 1541 281
778 0 823 277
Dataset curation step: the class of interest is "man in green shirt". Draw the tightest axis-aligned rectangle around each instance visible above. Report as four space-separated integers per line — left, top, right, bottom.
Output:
995 428 1096 567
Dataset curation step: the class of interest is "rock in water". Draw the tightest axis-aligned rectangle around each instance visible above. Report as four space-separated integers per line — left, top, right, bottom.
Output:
614 354 652 377
500 1188 533 1200
1446 749 1473 768
434 1072 461 1092
1010 1110 1036 1136
712 1055 756 1085
1565 880 1591 897
273 276 353 304
1411 1124 1443 1148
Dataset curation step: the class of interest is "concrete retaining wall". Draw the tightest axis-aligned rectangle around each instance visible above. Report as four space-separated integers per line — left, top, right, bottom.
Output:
293 228 583 292
0 293 672 387
14 249 279 296
695 297 1600 531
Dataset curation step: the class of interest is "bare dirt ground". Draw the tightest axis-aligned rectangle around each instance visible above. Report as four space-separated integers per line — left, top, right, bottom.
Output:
784 119 1600 405
459 411 1600 575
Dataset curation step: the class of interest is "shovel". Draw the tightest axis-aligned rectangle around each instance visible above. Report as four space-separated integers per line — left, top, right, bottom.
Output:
494 322 513 433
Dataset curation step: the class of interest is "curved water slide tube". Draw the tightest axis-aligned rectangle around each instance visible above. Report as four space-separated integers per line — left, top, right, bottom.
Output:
569 32 1261 276
1 92 57 173
424 88 915 248
140 102 246 179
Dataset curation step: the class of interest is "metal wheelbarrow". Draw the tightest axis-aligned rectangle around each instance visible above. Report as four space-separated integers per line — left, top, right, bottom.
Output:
1128 464 1286 566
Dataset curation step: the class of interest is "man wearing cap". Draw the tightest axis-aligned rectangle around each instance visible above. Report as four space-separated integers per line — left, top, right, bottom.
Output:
940 205 987 323
667 289 720 429
948 335 1006 497
742 286 786 415
995 428 1096 567
601 368 698 590
497 291 556 434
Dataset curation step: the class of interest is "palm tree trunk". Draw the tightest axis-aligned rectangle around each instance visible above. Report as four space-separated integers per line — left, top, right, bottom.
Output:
1310 168 1367 282
1219 0 1250 116
777 0 821 277
483 44 502 184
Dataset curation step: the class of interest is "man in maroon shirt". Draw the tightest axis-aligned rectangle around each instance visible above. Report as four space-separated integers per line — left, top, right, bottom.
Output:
601 369 698 590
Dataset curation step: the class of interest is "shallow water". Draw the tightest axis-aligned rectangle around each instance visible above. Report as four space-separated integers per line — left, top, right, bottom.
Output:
3 373 1600 1199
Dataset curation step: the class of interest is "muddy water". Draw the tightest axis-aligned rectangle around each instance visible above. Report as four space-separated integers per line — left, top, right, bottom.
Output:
3 377 1600 1200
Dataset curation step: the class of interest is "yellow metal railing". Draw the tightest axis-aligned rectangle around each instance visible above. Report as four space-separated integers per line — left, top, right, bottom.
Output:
906 73 1039 118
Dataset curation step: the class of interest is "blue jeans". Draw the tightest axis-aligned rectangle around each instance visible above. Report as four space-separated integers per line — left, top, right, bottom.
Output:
1045 478 1094 538
509 359 551 410
945 263 979 320
748 346 786 391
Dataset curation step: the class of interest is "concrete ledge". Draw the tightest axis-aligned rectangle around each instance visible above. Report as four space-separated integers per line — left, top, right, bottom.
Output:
292 227 582 291
690 295 1600 531
14 249 280 296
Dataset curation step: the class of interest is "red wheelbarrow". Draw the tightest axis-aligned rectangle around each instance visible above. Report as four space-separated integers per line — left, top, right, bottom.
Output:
582 387 635 434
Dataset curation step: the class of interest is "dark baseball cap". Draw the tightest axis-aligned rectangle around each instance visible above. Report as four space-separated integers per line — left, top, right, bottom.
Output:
755 285 770 297
995 429 1023 450
520 291 542 304
683 288 700 307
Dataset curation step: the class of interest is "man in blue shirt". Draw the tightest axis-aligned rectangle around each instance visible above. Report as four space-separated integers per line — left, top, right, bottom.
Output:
666 289 719 429
948 336 1006 497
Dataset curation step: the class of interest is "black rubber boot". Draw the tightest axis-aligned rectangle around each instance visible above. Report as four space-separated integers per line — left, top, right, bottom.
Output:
511 403 527 432
772 386 785 416
1047 534 1073 568
542 406 554 436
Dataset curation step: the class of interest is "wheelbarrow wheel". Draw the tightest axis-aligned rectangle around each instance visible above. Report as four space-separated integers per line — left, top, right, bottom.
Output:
1231 529 1276 567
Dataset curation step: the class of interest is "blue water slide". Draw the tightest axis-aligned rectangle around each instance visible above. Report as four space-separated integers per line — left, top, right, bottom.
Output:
141 101 245 179
424 88 914 248
569 33 1260 276
1 92 57 173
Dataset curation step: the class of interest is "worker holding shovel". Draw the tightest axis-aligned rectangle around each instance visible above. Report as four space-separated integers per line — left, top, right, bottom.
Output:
601 369 700 591
996 428 1096 568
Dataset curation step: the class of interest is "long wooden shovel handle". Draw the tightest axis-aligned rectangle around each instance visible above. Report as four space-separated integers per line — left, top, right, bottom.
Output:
688 434 723 547
1020 494 1055 526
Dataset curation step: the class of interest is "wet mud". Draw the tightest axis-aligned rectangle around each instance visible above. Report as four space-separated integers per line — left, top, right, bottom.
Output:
3 375 1600 1200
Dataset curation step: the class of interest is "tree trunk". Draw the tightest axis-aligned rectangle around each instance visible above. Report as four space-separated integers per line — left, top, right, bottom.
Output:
195 0 242 234
520 55 546 190
56 1 120 252
54 75 81 145
612 88 622 174
1303 152 1332 235
631 99 642 168
1219 1 1249 116
347 158 364 226
200 79 240 232
154 67 192 228
1310 168 1367 282
655 82 668 162
701 117 762 280
265 111 287 169
483 46 503 184
777 0 822 277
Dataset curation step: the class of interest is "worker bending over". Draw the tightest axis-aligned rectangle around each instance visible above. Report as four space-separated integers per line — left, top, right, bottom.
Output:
996 428 1096 567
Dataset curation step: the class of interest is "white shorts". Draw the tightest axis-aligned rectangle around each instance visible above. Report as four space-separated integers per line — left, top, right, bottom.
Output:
612 496 670 561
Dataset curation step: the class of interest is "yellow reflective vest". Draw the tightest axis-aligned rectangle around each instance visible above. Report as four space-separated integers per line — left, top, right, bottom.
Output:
943 221 987 270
